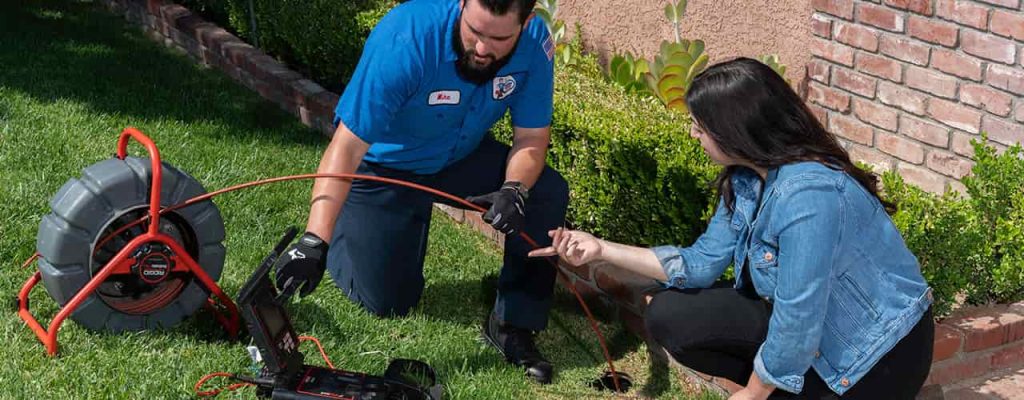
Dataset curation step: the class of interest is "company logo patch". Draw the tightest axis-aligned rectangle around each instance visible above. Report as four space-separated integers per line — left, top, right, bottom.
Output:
428 90 461 105
492 75 517 100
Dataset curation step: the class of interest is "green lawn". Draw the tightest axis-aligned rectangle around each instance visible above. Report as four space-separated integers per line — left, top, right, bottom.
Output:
0 1 712 398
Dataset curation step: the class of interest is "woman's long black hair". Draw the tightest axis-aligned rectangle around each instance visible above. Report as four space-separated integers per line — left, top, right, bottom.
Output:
684 57 892 212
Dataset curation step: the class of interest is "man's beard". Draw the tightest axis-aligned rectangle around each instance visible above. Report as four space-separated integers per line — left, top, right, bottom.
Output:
453 19 517 85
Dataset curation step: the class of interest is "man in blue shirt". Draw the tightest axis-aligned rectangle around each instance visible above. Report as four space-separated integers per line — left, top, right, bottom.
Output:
272 0 567 384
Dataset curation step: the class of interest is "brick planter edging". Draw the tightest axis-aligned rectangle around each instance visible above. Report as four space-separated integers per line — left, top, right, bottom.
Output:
100 0 339 138
98 0 1024 395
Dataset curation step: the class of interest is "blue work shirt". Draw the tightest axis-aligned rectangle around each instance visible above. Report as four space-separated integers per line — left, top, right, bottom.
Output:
653 162 932 395
334 0 555 174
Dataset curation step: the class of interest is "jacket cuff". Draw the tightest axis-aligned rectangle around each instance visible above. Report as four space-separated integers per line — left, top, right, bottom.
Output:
652 245 688 288
753 345 804 394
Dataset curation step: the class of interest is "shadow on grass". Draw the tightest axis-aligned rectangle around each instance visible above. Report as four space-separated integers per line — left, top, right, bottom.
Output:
0 0 320 146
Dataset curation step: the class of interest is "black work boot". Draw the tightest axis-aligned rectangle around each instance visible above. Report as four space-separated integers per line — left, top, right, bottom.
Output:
482 312 554 384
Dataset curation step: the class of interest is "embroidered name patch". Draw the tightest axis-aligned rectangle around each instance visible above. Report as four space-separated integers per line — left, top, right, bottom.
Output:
493 75 517 100
428 90 461 105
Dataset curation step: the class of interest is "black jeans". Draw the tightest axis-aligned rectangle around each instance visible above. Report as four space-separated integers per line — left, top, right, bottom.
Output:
643 282 934 399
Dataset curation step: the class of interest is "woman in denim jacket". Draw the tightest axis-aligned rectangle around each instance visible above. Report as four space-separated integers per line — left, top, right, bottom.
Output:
530 58 934 399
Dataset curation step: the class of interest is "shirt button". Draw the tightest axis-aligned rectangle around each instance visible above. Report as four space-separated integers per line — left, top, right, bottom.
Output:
764 252 774 261
840 377 850 386
814 351 820 358
672 277 685 287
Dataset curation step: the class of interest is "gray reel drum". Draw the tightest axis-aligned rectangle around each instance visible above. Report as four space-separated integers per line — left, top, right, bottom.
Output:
35 156 226 332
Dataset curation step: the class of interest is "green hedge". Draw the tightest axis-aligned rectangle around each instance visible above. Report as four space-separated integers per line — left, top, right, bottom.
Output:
178 0 394 92
884 137 1024 317
494 47 719 247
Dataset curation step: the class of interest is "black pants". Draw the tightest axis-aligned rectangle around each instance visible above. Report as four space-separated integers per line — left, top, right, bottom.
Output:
325 136 569 331
643 283 934 399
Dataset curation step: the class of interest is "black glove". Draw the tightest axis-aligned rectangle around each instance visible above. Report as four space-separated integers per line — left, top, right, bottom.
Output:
273 232 328 298
467 181 528 235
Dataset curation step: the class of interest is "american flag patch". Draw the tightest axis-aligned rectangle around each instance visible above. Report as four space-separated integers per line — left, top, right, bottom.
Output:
542 36 555 61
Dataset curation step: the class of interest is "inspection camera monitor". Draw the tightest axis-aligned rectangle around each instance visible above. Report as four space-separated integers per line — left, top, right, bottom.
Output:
237 228 443 400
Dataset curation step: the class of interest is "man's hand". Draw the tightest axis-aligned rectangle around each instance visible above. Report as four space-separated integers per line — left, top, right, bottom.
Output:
467 182 527 235
274 232 329 298
528 228 605 266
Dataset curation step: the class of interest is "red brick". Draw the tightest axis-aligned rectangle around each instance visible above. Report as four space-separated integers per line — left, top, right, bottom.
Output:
951 132 979 157
878 81 928 115
976 0 1021 8
834 22 879 51
878 132 926 163
853 98 899 130
812 38 855 66
849 144 894 173
929 98 983 133
884 0 933 15
983 116 1024 146
812 14 833 38
933 324 964 362
927 151 974 178
808 82 852 112
987 64 1024 96
879 34 931 66
898 163 948 194
561 258 593 280
951 307 1024 352
991 10 1024 41
961 84 1013 117
936 0 990 30
1016 103 1024 123
925 352 992 386
569 279 604 304
714 377 745 394
962 30 1018 64
807 60 831 83
931 49 983 81
907 16 959 47
830 114 875 145
991 341 1024 370
855 52 902 82
813 0 854 20
833 68 877 98
901 116 951 147
595 266 649 308
857 2 906 32
906 66 959 99
809 104 830 127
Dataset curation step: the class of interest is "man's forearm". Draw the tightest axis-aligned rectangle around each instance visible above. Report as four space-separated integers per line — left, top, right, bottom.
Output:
305 123 370 240
504 128 550 189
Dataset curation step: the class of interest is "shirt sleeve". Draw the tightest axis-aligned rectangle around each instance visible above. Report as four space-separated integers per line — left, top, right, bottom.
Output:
334 18 423 143
652 198 738 289
753 181 841 394
509 27 554 129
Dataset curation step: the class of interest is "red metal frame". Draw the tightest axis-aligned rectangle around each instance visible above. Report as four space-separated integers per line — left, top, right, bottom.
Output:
17 127 240 356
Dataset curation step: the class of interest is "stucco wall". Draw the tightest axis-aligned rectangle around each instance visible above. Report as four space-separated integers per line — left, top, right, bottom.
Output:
557 0 813 85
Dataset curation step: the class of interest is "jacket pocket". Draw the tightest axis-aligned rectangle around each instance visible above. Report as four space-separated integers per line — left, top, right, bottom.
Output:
748 242 779 288
840 272 881 321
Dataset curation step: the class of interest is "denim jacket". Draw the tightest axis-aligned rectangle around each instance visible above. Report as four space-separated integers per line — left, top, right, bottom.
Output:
653 162 932 395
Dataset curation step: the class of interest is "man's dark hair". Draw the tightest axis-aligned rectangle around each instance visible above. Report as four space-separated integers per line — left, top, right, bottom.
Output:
471 0 537 23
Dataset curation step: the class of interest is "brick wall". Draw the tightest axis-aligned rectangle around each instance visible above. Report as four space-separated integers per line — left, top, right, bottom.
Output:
808 0 1024 194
